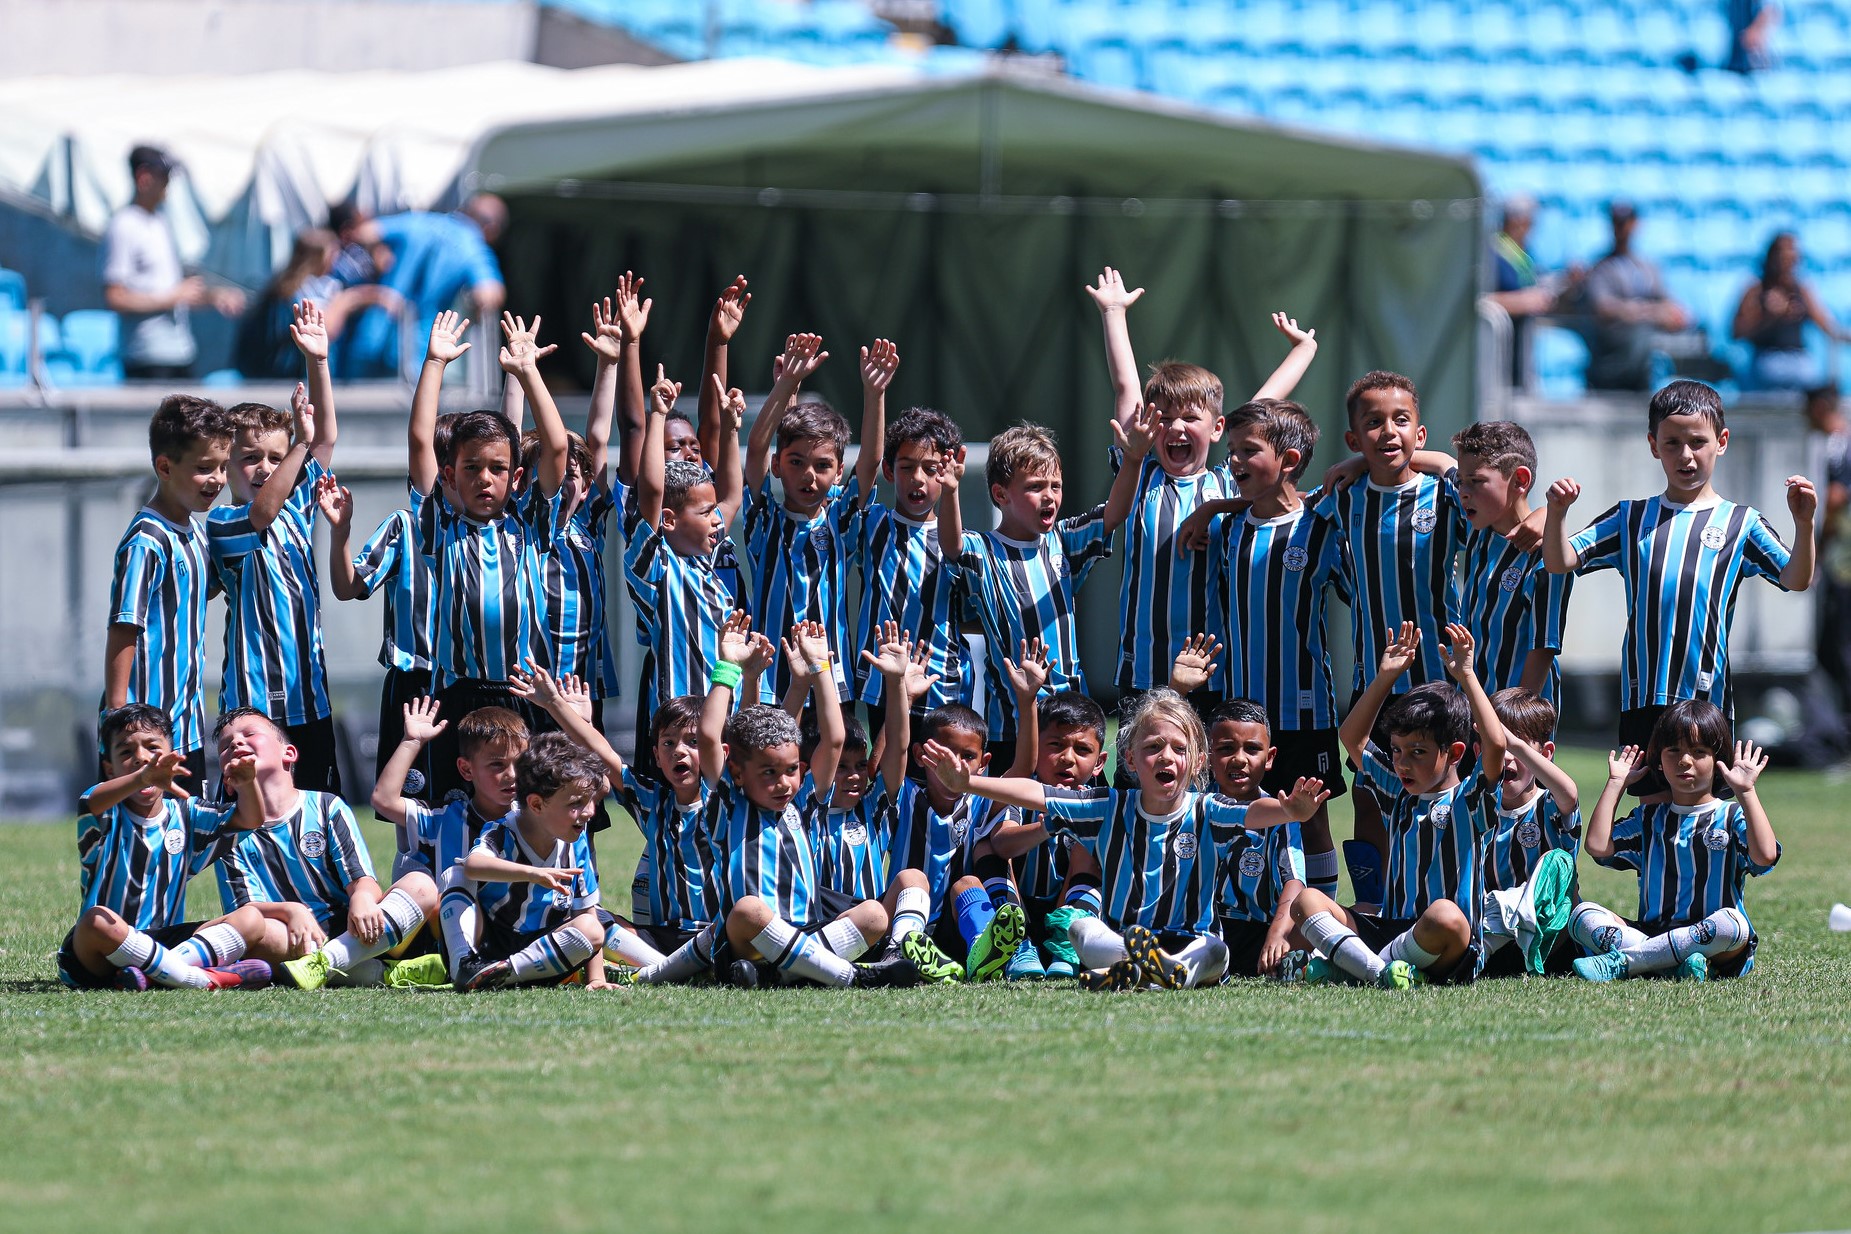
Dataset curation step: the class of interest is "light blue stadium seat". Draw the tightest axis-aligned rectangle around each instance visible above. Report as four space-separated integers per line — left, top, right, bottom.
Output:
1535 326 1589 399
1012 0 1060 52
1578 6 1638 63
1524 3 1582 62
1069 39 1142 91
1630 5 1689 66
0 309 28 381
201 369 243 387
811 0 891 42
1464 6 1527 61
58 309 122 379
0 268 24 312
940 0 1009 48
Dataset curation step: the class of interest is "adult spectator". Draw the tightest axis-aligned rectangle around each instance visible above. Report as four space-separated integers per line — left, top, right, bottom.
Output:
338 193 508 379
101 145 244 380
327 200 393 289
1584 200 1692 392
234 228 400 379
1725 0 1778 74
1485 196 1572 386
1731 231 1847 391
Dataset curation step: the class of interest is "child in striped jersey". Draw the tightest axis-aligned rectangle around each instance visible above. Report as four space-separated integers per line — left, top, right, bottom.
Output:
103 394 234 791
59 705 273 992
942 425 1113 757
1477 689 1582 977
1543 380 1815 797
407 311 574 803
1452 421 1572 703
209 709 443 991
1200 699 1307 979
372 701 524 889
1569 700 1781 983
1086 265 1320 726
209 304 341 793
925 689 1327 991
1285 622 1507 989
742 332 871 704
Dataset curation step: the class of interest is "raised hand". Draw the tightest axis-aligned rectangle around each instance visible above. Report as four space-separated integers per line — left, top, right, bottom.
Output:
293 387 317 446
499 312 557 374
741 631 777 678
290 299 330 361
794 619 831 675
1271 311 1316 346
1787 475 1818 522
776 332 828 386
1280 777 1331 822
900 634 941 704
1720 740 1769 794
1170 633 1223 694
860 338 900 393
1003 637 1051 698
916 739 973 793
709 373 747 434
1378 621 1421 681
1439 622 1477 684
555 673 594 723
1112 400 1161 461
1607 744 1644 783
314 474 352 530
860 619 913 680
401 696 447 744
581 297 623 363
615 271 652 343
710 275 750 343
1085 265 1145 314
140 749 194 798
719 610 756 667
1547 477 1581 512
650 365 683 418
427 310 472 364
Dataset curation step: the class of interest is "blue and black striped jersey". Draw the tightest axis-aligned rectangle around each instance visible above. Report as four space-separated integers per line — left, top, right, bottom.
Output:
1217 820 1306 924
1115 455 1238 690
352 504 435 673
1207 506 1353 730
1355 747 1497 927
414 484 560 687
808 773 894 903
1458 528 1572 702
612 767 714 931
1484 788 1581 893
1568 497 1790 710
623 522 739 714
77 795 239 929
851 505 965 711
215 791 375 930
883 778 983 923
743 476 859 702
206 458 331 725
533 485 618 698
107 508 217 752
1594 799 1779 929
468 818 600 935
703 770 824 927
399 796 510 878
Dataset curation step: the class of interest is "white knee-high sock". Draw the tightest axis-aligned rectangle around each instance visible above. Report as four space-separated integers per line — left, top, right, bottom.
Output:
1070 915 1129 969
890 887 929 943
171 922 246 969
1569 903 1649 956
751 917 854 987
437 871 479 977
1622 908 1751 974
1304 848 1340 898
1380 928 1440 971
636 923 716 985
602 922 667 968
1301 911 1386 983
107 930 211 989
1175 934 1229 987
506 926 598 984
322 888 426 969
820 917 869 961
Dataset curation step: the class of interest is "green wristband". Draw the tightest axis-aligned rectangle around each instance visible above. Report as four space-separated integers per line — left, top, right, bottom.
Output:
710 661 744 690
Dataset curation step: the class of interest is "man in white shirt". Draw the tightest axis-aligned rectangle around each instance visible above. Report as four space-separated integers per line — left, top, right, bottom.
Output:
101 146 244 380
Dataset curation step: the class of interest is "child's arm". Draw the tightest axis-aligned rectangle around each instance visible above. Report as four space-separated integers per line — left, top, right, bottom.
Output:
698 275 749 466
789 620 845 790
371 697 446 834
936 446 968 557
1000 638 1050 778
745 333 827 489
711 376 747 525
580 295 623 483
1542 477 1583 573
1233 779 1330 831
1782 475 1818 591
1261 876 1304 975
343 874 388 947
1169 633 1222 695
83 749 194 816
856 338 898 502
461 849 582 891
915 741 1050 811
1440 622 1506 776
698 611 753 785
248 389 314 532
1084 266 1146 430
411 311 471 495
290 301 339 467
1720 740 1780 867
500 313 567 497
1505 732 1579 814
1103 401 1158 533
1338 621 1421 766
1175 498 1247 552
636 367 682 530
500 367 525 432
738 629 776 712
1517 650 1558 698
317 475 364 600
513 664 624 780
864 622 919 789
1584 746 1641 861
1250 311 1318 401
103 625 138 711
220 753 267 832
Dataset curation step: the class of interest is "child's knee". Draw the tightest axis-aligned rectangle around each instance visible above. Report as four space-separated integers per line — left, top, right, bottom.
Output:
392 871 440 913
1419 901 1471 945
894 867 928 892
949 873 983 897
730 896 774 931
1292 888 1335 923
76 906 126 945
848 899 889 937
572 912 606 947
225 904 267 944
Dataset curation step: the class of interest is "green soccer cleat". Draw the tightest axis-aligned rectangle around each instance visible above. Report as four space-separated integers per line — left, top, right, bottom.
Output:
1376 959 1419 990
278 948 333 991
965 903 1027 983
1303 957 1343 986
381 953 451 990
1004 936 1047 981
1273 949 1311 984
1123 924 1187 990
1675 953 1709 983
1040 906 1086 975
1078 959 1144 992
901 933 964 984
1573 950 1630 983
1042 948 1077 980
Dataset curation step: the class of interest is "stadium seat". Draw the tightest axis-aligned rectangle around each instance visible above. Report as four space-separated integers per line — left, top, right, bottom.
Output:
0 309 28 383
0 268 24 312
56 310 122 383
939 0 1009 48
1534 325 1589 399
201 369 243 387
1069 39 1142 91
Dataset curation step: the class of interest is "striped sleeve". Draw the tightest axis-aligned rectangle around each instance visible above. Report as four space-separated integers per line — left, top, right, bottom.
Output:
1569 503 1627 573
109 537 161 628
1058 504 1114 589
352 511 405 599
1042 785 1111 844
1536 564 1572 652
1740 508 1792 584
1356 746 1403 799
1596 809 1645 872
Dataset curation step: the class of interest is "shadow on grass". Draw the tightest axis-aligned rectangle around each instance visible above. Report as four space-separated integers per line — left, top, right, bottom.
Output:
0 979 70 993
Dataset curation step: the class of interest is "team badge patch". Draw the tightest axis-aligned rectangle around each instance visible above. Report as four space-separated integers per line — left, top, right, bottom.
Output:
1175 832 1198 859
1282 546 1309 571
1500 565 1523 592
1703 826 1730 850
1430 800 1452 828
1515 819 1542 848
1700 525 1727 550
163 827 187 855
1238 848 1264 877
1411 508 1437 534
951 815 969 845
300 829 327 859
405 769 426 795
1692 919 1717 944
445 788 470 805
842 824 868 847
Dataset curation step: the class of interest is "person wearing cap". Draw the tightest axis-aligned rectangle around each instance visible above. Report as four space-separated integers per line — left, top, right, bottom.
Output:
1583 200 1692 392
101 145 245 381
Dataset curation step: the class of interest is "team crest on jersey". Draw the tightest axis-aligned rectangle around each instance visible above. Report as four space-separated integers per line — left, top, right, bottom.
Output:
1430 800 1452 828
1500 565 1523 592
1282 546 1309 571
1175 832 1199 860
1703 826 1730 850
162 827 187 855
1699 525 1727 550
300 829 327 859
1515 819 1541 848
842 824 868 847
808 523 836 554
950 815 970 845
1411 508 1437 534
405 769 427 795
1238 847 1264 877
445 788 470 805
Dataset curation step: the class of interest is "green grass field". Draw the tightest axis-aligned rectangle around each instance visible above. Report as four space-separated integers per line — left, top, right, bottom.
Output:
3 748 1849 1234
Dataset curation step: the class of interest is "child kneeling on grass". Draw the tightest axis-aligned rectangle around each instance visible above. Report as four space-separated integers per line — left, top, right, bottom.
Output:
1568 700 1779 984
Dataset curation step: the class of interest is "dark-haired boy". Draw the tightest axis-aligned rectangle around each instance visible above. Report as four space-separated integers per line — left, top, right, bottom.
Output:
1285 622 1505 988
1544 379 1815 795
407 311 571 801
1478 688 1581 977
103 392 233 788
58 704 273 991
1203 698 1307 979
373 701 525 887
1453 420 1572 703
208 302 342 792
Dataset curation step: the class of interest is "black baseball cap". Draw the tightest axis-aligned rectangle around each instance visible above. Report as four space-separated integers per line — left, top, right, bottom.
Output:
128 145 174 176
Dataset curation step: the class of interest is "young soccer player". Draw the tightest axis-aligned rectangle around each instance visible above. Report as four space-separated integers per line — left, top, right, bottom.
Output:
925 689 1327 992
942 424 1112 758
742 331 866 703
1453 421 1573 702
1477 688 1581 977
212 708 441 989
407 310 572 800
208 302 342 791
372 701 525 887
58 704 273 991
1569 701 1780 983
1201 698 1308 979
1284 621 1506 988
103 393 234 788
1543 379 1815 795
